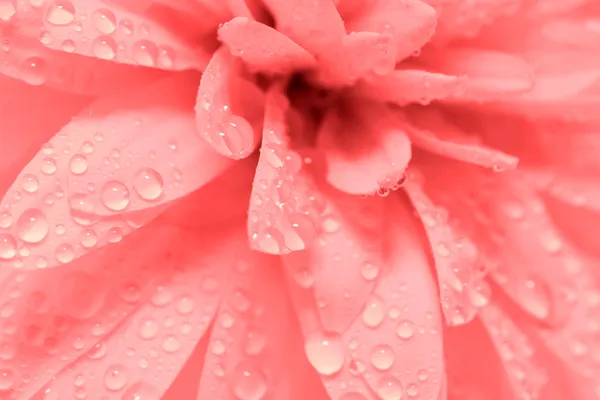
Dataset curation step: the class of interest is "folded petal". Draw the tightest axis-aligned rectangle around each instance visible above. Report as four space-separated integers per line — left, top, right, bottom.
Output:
195 47 265 160
285 196 445 400
196 247 329 400
316 102 411 195
0 222 182 399
218 17 317 75
36 226 237 400
0 74 233 269
352 69 466 106
345 0 437 62
283 189 385 333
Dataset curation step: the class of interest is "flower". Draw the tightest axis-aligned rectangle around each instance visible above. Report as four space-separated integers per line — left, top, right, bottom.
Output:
1 0 600 399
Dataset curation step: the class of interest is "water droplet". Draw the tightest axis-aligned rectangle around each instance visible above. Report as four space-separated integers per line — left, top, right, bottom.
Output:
396 320 415 340
285 212 316 251
0 0 16 22
133 168 164 201
40 157 57 174
16 209 49 243
101 181 130 211
304 333 345 376
0 212 12 228
406 383 419 397
132 40 158 67
161 335 180 353
151 285 172 306
0 342 16 360
232 361 267 400
45 0 75 26
80 229 98 248
20 55 47 82
61 39 76 52
520 277 552 320
92 8 116 34
92 36 117 60
0 368 15 391
361 262 380 281
104 365 128 391
371 345 395 371
88 341 107 359
217 116 254 159
252 228 285 254
230 290 251 313
362 296 386 328
243 330 266 356
0 234 17 260
107 227 123 243
121 382 160 400
376 377 403 400
468 282 491 308
69 154 88 175
55 243 75 264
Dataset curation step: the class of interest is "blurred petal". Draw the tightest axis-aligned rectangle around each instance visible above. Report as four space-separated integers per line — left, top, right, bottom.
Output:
195 47 265 160
37 226 239 400
317 102 411 195
0 74 233 269
285 197 444 400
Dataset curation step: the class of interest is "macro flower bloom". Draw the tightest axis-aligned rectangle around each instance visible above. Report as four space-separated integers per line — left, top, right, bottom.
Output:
1 0 600 399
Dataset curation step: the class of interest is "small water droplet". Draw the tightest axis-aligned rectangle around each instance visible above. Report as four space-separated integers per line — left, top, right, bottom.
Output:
16 209 49 243
92 8 116 34
304 333 345 376
217 116 254 159
151 285 172 306
161 335 180 353
61 39 76 52
232 361 268 400
101 181 130 211
69 154 88 175
371 345 395 371
362 296 386 328
520 278 552 320
376 377 403 400
121 382 160 400
40 157 57 174
45 0 75 26
285 212 316 251
55 243 75 264
133 168 164 201
92 35 117 60
252 228 285 254
360 262 380 281
396 320 415 340
132 40 158 67
104 365 128 391
0 234 17 260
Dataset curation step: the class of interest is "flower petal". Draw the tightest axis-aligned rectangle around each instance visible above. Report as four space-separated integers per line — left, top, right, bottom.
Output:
0 74 233 269
345 0 437 62
285 196 444 400
316 102 411 195
0 222 181 399
284 191 385 333
247 87 319 254
218 17 317 75
402 107 519 170
37 0 207 70
197 248 329 400
195 46 265 160
352 69 466 106
36 226 234 400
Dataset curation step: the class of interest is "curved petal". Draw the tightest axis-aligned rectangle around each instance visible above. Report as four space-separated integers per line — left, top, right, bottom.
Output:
36 226 238 400
317 102 411 195
196 249 329 400
218 17 317 75
247 86 320 254
37 0 207 70
283 190 386 333
0 74 233 269
352 69 466 107
195 47 265 160
345 0 437 62
285 196 445 400
0 222 181 399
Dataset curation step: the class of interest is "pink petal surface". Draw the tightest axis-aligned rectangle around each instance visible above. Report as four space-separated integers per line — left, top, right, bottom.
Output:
218 17 317 75
317 102 412 195
285 197 444 400
0 74 233 269
195 47 265 160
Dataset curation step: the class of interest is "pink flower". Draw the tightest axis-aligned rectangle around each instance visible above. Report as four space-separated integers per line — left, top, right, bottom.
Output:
1 0 600 399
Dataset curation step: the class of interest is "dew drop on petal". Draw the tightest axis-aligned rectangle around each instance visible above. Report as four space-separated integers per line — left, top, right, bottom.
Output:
138 319 158 340
132 40 158 67
0 0 16 22
16 209 49 244
55 243 75 264
45 0 75 26
376 377 403 400
21 174 39 193
92 8 116 34
121 382 160 400
101 181 130 211
304 333 345 376
362 296 386 328
520 277 552 320
0 234 17 260
69 154 88 175
396 320 415 340
218 116 254 159
92 36 117 60
161 335 180 354
243 330 266 356
40 157 57 174
232 361 268 400
285 212 316 251
370 344 395 371
104 365 128 391
0 368 15 391
133 168 164 201
360 262 380 281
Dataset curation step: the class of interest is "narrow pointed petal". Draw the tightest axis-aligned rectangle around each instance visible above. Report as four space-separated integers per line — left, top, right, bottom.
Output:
283 192 385 333
218 17 317 75
285 197 444 400
37 227 236 400
195 47 265 160
247 87 319 254
317 102 411 195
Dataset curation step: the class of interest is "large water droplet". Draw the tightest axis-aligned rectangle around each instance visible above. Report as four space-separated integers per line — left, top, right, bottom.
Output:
45 0 75 26
92 36 117 60
21 174 39 194
304 333 345 376
376 377 404 400
132 40 158 67
232 361 268 400
133 168 164 201
40 157 57 174
69 154 88 175
0 234 17 260
92 8 116 34
371 344 395 371
16 209 49 243
101 181 130 211
21 56 48 85
104 365 128 391
121 382 160 400
138 318 158 340
396 320 415 340
55 243 75 264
